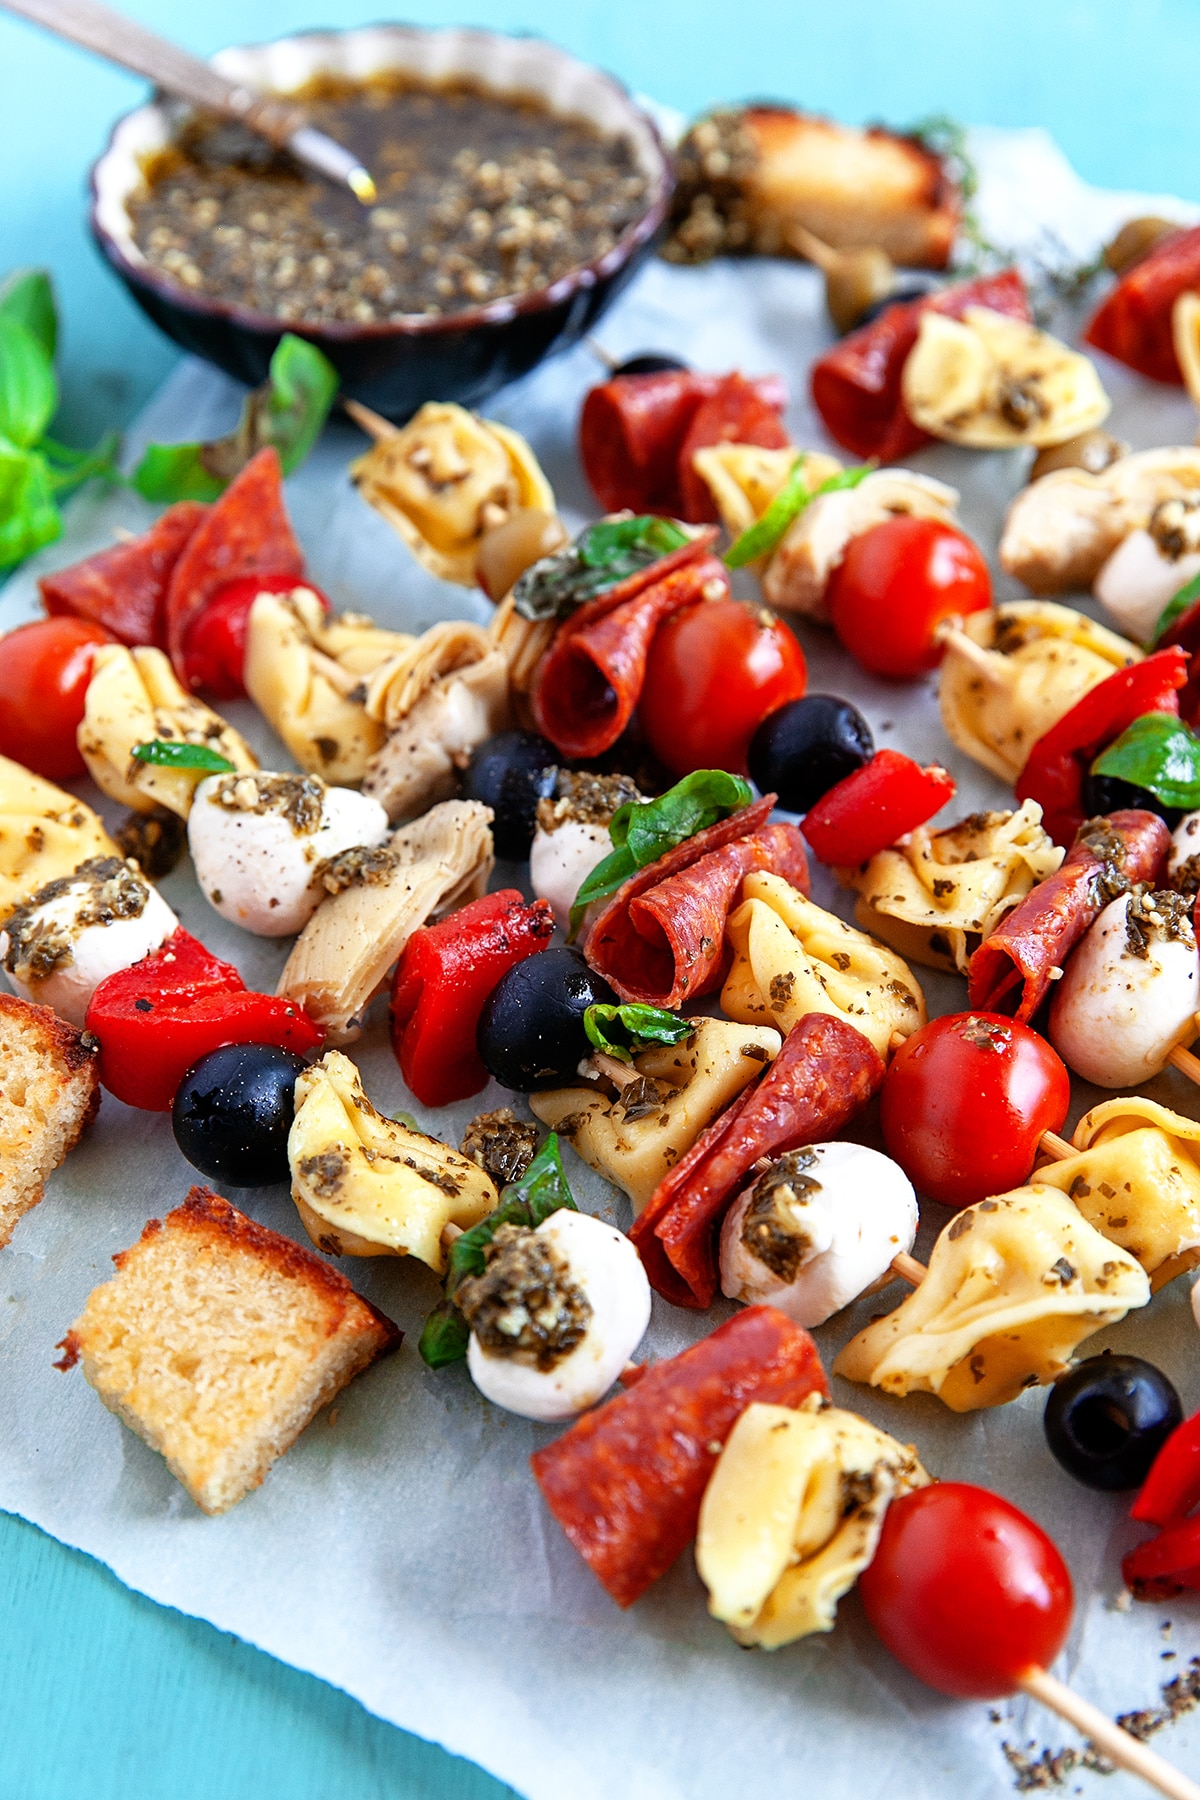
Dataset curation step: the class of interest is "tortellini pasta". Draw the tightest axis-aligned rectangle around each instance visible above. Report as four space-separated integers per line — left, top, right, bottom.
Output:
697 1396 930 1649
0 754 117 921
939 601 1140 784
530 1019 782 1215
833 1185 1150 1411
720 872 925 1052
78 645 257 818
843 802 1063 976
690 445 842 552
289 1050 497 1269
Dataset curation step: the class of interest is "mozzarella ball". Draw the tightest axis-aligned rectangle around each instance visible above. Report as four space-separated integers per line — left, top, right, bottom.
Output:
719 1141 918 1328
1169 812 1200 897
0 858 177 1025
529 819 612 926
188 771 389 936
466 1208 651 1422
1049 889 1199 1087
1094 528 1200 643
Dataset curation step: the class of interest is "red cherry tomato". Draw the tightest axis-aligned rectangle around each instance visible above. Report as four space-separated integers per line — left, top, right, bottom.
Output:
0 616 113 780
181 573 328 698
827 516 992 680
880 1012 1070 1209
639 598 806 776
859 1484 1073 1700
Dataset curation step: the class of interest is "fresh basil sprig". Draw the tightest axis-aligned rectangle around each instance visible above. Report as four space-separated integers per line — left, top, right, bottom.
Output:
133 334 338 502
584 1002 694 1062
418 1133 577 1370
569 768 753 937
513 514 690 622
1091 712 1200 809
723 462 875 569
131 739 237 774
1152 571 1200 647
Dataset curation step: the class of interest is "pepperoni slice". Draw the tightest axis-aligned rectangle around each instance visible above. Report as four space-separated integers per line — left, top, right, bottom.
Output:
39 502 208 647
1085 224 1199 383
630 1014 885 1308
531 1306 828 1607
163 447 304 681
674 374 791 523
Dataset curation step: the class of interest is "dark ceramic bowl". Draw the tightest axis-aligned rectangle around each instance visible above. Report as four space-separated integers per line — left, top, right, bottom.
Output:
89 25 673 421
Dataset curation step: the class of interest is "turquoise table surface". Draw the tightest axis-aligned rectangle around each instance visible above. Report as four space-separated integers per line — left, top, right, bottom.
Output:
5 4 1200 1796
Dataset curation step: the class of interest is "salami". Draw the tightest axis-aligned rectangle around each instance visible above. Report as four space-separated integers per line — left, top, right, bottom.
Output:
580 370 788 519
39 501 207 647
1084 223 1198 384
163 447 304 680
532 553 729 758
968 809 1171 1022
530 1306 828 1607
629 1014 885 1308
674 375 791 522
584 796 809 1008
810 268 1031 462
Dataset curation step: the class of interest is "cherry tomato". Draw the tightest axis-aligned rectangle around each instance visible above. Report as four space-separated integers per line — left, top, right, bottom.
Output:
0 616 113 780
181 573 327 698
639 598 806 777
859 1483 1073 1699
880 1012 1070 1208
827 516 991 680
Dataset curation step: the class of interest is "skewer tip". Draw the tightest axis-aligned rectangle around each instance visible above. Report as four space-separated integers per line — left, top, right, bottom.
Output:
348 167 377 205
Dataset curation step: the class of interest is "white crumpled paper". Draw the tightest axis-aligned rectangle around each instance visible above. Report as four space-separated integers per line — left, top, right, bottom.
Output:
4 130 1200 1800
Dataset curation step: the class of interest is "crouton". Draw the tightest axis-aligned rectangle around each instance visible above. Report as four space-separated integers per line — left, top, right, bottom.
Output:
0 991 99 1247
57 1187 401 1514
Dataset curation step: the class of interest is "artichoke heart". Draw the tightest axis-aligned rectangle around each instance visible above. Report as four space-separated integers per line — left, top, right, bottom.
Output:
842 802 1063 976
902 306 1110 450
289 1050 497 1268
351 402 554 586
721 872 925 1052
0 753 118 920
690 445 842 548
531 1019 781 1215
696 1396 930 1648
833 1185 1150 1411
78 645 257 818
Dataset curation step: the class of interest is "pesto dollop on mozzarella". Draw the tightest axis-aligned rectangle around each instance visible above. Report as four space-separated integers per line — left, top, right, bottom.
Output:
1049 888 1199 1087
1094 500 1200 642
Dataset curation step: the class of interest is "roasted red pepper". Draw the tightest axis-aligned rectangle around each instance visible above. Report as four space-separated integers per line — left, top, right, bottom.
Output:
579 370 788 521
86 926 323 1111
39 501 208 647
1132 1408 1200 1528
1014 647 1189 847
801 749 955 866
180 573 329 700
1123 1516 1200 1599
390 889 554 1107
810 268 1031 461
1084 223 1197 383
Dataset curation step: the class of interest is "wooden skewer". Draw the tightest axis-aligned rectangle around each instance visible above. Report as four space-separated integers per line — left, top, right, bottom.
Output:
935 618 1014 686
786 223 843 273
1019 1664 1200 1800
1168 1041 1200 1086
584 338 620 372
342 397 398 442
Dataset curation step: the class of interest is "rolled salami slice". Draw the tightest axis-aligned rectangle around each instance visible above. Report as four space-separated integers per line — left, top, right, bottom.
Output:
583 797 809 1008
40 501 208 647
968 809 1170 1022
533 552 729 759
630 1013 885 1308
531 1305 828 1607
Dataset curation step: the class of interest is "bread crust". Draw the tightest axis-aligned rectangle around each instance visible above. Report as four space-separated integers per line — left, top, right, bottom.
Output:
0 991 99 1247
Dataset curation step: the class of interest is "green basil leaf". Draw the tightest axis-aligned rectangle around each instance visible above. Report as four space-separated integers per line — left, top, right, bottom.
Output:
42 430 122 499
568 842 637 938
261 334 340 473
506 1131 576 1226
723 461 874 569
132 442 224 504
131 739 237 773
584 1002 694 1062
0 316 57 449
1152 571 1200 646
513 515 690 622
417 1298 471 1369
1091 712 1200 809
0 269 57 360
0 438 61 569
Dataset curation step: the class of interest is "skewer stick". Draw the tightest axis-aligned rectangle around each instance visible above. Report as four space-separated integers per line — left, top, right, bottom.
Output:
342 397 398 442
1037 1129 1075 1162
585 338 619 372
786 223 843 272
1168 1042 1200 1086
1019 1665 1200 1800
935 618 1013 685
890 1129 1076 1288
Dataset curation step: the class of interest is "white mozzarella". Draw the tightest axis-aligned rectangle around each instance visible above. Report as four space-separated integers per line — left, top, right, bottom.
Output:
529 819 612 927
1049 890 1200 1087
467 1208 651 1422
719 1141 918 1328
188 774 389 936
1 878 177 1025
1191 1274 1200 1336
1094 529 1200 643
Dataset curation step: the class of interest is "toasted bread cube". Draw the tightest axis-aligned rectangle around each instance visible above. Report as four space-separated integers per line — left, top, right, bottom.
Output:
0 991 99 1247
58 1187 401 1513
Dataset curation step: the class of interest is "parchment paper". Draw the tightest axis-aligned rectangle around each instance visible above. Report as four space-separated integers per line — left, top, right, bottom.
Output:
4 130 1200 1800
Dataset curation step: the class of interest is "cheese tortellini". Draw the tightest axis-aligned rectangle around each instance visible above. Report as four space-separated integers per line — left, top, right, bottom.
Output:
0 754 117 921
690 445 842 554
833 1185 1150 1411
843 802 1063 976
696 1396 930 1648
902 306 1110 449
720 873 925 1053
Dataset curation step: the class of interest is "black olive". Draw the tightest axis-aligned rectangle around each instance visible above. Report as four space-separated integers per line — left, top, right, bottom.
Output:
477 949 616 1091
1080 771 1183 830
748 694 874 813
462 731 557 859
850 278 943 333
611 353 689 377
172 1044 307 1187
1044 1353 1183 1491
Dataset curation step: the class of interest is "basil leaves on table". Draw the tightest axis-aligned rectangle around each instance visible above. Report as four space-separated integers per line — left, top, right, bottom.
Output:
513 514 690 622
723 461 874 569
1091 711 1200 809
584 1002 694 1062
1152 571 1200 647
131 739 237 774
418 1133 577 1370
